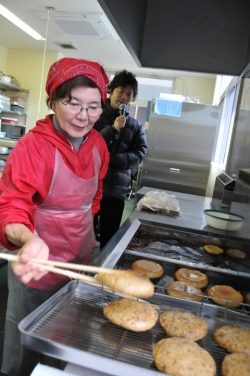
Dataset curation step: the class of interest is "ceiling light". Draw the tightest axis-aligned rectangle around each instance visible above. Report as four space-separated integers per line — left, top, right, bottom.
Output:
99 13 120 41
0 4 45 40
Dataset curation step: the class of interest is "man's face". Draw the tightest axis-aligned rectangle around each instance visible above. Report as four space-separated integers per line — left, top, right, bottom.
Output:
110 86 134 110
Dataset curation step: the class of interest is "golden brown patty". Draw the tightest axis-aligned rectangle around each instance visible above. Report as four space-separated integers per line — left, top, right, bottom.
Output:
131 259 164 279
175 268 208 288
214 325 250 354
221 353 250 376
166 281 203 301
204 245 224 254
226 248 246 259
245 292 250 304
159 310 208 341
208 285 244 308
97 270 154 298
152 337 216 376
103 298 158 332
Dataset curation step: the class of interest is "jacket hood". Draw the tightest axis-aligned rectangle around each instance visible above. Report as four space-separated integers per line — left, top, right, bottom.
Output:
30 114 76 154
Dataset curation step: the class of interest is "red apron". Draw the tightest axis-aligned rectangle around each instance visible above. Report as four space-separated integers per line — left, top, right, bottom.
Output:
28 145 100 290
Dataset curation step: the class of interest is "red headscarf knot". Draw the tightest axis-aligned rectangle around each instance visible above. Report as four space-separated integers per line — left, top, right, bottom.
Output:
46 57 109 102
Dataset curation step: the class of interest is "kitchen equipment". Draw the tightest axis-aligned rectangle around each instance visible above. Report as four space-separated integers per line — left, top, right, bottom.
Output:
159 93 185 101
1 117 18 125
0 74 19 86
0 154 9 161
226 78 250 178
0 146 10 154
0 253 154 299
0 95 10 111
0 75 12 84
0 159 5 172
17 215 250 376
9 96 26 108
138 101 219 196
204 209 245 231
10 105 27 115
211 173 235 211
1 123 26 139
19 280 250 376
231 168 250 204
0 138 18 148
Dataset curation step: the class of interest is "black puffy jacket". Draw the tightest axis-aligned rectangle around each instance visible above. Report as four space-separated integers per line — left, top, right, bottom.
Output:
94 102 147 199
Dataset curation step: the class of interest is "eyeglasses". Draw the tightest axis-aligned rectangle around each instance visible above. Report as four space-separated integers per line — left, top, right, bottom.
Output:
60 100 103 117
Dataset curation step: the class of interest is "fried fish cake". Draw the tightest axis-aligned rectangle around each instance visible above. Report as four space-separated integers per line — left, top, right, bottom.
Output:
152 337 216 376
159 310 208 341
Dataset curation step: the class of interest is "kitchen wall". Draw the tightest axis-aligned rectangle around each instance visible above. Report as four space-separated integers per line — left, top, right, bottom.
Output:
0 45 8 74
174 76 215 104
0 43 216 131
0 48 64 130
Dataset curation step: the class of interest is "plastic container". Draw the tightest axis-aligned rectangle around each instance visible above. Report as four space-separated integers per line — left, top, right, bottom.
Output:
0 132 6 138
203 209 245 231
159 93 185 102
10 96 26 108
1 117 18 125
0 95 11 111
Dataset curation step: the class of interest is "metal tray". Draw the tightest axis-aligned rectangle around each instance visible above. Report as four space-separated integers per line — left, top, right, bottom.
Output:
19 281 250 376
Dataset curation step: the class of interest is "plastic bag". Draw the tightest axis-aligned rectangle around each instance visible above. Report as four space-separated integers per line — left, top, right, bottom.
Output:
137 190 182 217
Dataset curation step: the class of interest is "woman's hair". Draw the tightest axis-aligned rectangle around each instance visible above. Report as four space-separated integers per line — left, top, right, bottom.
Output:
107 70 138 100
46 75 105 109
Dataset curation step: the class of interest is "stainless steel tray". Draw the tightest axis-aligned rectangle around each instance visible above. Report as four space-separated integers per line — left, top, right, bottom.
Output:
19 281 250 376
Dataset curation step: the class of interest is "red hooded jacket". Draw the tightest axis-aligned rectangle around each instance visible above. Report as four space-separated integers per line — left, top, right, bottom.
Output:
0 114 109 250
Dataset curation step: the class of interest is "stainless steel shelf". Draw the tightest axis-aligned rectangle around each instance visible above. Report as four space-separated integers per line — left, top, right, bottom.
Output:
0 81 29 93
1 109 27 116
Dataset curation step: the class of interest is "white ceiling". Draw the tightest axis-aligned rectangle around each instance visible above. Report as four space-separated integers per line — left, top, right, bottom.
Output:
0 0 216 80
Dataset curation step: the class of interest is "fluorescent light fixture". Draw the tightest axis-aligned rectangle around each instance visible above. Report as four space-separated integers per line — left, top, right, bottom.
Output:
99 13 120 41
0 4 45 40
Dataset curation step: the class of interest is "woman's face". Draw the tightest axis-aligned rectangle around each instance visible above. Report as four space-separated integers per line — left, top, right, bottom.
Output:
52 86 102 138
110 85 134 110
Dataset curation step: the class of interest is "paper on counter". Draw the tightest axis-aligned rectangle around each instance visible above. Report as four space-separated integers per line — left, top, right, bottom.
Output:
30 363 75 376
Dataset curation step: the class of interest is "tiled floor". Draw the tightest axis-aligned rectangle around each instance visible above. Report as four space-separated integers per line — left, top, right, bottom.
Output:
90 196 135 261
0 197 135 373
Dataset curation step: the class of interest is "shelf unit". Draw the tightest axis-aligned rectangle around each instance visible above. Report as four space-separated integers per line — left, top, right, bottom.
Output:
0 81 30 176
0 81 30 123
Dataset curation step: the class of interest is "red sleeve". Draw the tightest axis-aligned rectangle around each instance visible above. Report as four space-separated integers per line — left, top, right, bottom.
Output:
0 135 54 250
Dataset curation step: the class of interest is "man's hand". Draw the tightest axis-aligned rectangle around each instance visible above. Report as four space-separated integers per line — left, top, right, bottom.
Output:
113 115 126 131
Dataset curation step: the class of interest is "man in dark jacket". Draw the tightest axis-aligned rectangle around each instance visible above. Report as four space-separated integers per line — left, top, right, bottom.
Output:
94 70 147 249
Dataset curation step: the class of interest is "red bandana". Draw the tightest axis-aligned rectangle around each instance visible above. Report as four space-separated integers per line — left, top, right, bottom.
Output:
46 57 109 102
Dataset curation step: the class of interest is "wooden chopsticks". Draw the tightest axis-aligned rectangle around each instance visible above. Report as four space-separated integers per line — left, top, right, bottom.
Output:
0 253 120 274
0 253 159 307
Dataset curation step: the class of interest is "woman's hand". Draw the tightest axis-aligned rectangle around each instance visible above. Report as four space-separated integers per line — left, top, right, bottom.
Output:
13 237 50 284
5 223 50 284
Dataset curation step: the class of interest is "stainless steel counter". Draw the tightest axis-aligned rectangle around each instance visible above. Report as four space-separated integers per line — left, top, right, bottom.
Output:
133 187 250 240
22 187 249 376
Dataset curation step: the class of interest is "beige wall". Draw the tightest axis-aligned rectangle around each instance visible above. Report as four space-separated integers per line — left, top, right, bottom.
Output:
5 49 65 130
0 44 8 74
174 76 216 104
1 43 216 130
134 75 216 108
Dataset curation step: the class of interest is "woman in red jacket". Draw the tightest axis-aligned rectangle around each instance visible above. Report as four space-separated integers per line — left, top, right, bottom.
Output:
0 57 109 375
